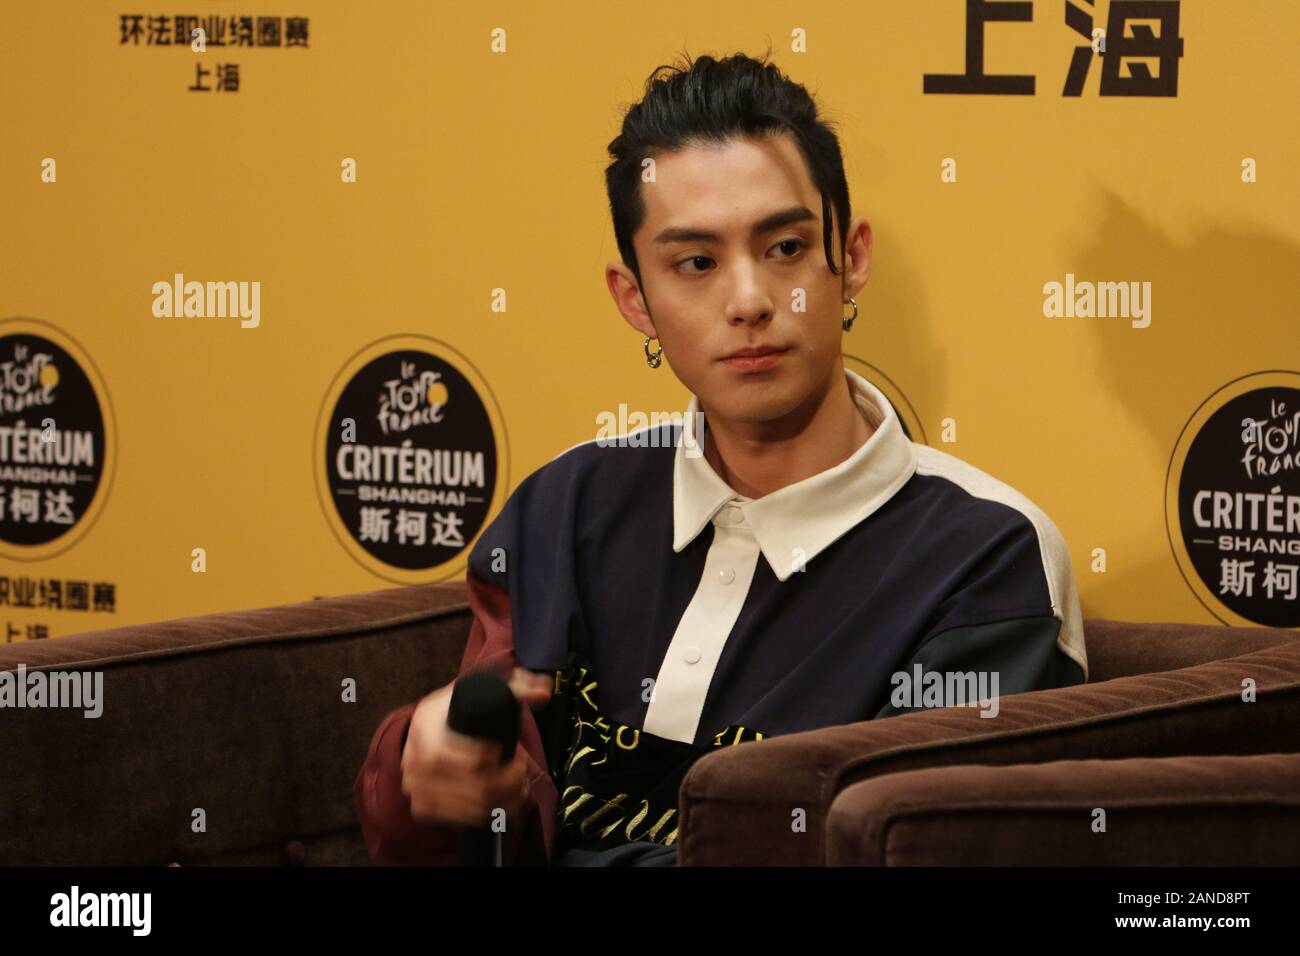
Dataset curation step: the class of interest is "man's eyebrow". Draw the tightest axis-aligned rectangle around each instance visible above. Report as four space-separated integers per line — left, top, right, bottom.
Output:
651 205 818 245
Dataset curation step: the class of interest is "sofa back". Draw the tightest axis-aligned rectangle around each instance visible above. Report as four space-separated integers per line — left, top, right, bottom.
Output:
1080 617 1300 682
0 583 472 866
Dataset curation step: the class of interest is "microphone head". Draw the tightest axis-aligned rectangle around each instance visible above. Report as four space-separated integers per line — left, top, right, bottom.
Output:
446 671 520 762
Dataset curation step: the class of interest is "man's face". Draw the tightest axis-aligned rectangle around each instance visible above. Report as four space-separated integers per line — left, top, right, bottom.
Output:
608 132 870 427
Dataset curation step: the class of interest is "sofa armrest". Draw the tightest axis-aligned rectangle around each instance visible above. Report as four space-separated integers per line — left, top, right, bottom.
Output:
677 640 1300 866
826 751 1300 865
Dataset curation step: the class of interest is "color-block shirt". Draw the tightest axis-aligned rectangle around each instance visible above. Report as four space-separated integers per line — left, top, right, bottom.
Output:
355 368 1087 864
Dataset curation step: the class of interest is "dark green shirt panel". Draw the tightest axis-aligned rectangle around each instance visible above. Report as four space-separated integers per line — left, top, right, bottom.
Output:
873 615 1085 719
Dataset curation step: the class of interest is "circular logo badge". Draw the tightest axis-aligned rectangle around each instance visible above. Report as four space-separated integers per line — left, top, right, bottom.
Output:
842 354 927 445
314 335 508 583
0 318 116 561
1166 371 1300 629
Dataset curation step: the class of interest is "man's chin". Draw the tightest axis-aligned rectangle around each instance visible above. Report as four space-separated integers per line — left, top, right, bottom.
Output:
700 389 804 429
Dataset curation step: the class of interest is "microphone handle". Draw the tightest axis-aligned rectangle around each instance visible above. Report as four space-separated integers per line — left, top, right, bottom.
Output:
462 826 500 868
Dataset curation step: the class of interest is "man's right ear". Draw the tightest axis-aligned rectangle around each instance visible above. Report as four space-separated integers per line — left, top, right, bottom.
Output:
605 262 657 340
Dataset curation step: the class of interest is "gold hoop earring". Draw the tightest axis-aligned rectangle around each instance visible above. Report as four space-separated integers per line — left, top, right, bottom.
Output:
644 336 663 368
842 298 859 332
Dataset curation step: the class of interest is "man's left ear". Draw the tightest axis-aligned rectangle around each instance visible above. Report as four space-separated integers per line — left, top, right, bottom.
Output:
843 216 873 287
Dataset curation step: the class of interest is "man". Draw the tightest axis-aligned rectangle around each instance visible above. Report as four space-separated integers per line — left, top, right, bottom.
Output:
355 50 1086 867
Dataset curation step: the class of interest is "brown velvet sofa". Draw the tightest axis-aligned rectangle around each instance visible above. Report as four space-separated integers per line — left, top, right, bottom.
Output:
1 580 1297 866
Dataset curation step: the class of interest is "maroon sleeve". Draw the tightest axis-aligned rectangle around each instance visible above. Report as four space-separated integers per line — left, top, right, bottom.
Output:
354 570 560 866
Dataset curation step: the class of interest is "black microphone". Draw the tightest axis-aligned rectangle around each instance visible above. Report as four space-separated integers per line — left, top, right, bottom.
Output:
446 671 521 867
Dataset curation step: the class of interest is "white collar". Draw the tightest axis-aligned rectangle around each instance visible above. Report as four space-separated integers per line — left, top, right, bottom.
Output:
672 367 917 581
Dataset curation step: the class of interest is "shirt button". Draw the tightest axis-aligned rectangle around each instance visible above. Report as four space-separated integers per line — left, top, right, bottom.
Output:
718 505 742 526
683 645 702 664
718 567 736 585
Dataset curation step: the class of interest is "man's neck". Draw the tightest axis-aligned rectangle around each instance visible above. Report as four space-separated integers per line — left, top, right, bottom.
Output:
701 368 875 500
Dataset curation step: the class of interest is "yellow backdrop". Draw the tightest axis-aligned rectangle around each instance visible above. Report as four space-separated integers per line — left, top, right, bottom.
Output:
1 0 1297 640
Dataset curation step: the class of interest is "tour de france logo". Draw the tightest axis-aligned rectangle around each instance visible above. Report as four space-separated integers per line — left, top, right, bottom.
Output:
842 354 926 445
314 335 506 584
0 318 115 561
1166 371 1300 629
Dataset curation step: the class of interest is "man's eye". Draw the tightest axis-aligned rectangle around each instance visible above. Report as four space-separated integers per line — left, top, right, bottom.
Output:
675 241 803 274
677 255 715 274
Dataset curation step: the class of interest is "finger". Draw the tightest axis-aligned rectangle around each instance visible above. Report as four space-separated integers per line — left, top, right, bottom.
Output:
519 684 553 708
508 671 540 700
529 673 553 693
414 767 511 822
441 732 503 770
413 788 485 827
510 668 553 699
481 747 524 782
407 745 486 782
485 769 530 815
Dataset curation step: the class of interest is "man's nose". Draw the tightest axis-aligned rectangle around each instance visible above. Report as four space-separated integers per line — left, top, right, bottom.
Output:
725 261 775 325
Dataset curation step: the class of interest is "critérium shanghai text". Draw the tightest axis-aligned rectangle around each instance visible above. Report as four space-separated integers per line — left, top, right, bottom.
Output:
337 440 486 506
0 419 95 484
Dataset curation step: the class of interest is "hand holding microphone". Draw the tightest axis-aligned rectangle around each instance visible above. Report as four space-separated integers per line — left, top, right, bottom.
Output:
399 668 552 830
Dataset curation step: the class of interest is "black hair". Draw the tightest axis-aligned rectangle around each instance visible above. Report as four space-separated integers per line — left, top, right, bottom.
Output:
604 47 852 296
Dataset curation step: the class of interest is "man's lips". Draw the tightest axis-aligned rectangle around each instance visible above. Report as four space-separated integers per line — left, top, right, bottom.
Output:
719 347 790 371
